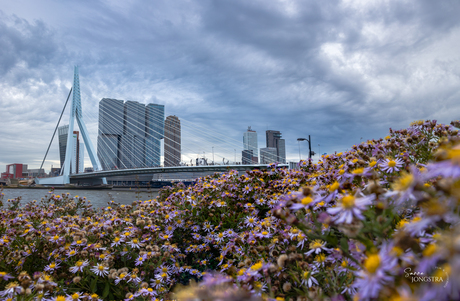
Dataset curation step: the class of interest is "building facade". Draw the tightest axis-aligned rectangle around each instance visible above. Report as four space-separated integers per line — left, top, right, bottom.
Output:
243 126 258 163
97 98 165 169
164 115 181 167
1 164 24 179
260 147 278 164
97 98 124 170
265 130 286 163
145 104 165 166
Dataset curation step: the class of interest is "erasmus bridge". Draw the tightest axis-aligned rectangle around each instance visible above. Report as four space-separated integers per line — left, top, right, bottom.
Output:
36 67 287 186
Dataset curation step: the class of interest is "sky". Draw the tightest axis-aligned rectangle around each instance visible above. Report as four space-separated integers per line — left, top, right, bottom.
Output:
1 0 460 172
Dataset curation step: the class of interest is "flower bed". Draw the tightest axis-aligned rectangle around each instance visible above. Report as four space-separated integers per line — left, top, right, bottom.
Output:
1 120 459 300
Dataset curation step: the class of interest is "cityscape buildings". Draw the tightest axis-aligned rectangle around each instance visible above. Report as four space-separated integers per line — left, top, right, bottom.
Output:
260 147 278 164
164 115 181 167
243 126 258 163
97 98 165 169
97 98 124 170
265 130 286 163
120 101 146 168
145 104 165 166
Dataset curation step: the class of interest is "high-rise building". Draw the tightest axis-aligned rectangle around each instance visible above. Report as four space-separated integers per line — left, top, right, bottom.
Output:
97 99 165 169
266 130 286 163
145 104 165 166
97 98 124 169
121 101 146 168
242 149 253 164
243 126 258 163
164 115 181 167
260 147 277 164
58 125 84 173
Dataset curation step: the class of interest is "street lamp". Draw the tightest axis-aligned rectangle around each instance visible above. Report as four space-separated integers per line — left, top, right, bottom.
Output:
297 136 315 159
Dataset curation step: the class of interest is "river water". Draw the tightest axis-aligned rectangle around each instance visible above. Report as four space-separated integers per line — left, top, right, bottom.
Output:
1 188 160 209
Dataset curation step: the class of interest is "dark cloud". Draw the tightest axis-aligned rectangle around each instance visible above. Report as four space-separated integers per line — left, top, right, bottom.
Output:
1 0 460 170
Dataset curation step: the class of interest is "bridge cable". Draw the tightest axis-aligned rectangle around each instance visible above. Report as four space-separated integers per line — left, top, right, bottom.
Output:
39 87 73 174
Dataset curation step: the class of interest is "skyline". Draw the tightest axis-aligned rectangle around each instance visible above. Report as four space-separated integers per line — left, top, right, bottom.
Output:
1 0 460 170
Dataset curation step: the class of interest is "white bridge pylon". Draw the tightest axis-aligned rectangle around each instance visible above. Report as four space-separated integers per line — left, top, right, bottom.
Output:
37 67 106 185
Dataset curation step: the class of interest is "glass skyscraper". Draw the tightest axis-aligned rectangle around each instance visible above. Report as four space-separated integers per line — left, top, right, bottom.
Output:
145 104 164 166
164 115 181 167
243 126 258 163
97 98 124 169
265 130 286 163
97 98 164 169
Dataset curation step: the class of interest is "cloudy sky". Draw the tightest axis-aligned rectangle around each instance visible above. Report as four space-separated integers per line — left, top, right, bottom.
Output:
1 0 460 172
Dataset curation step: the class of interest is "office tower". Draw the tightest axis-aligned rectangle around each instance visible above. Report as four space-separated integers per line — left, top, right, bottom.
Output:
278 139 286 164
260 147 277 164
97 98 165 169
145 104 164 166
58 125 84 173
242 149 253 164
243 126 258 163
120 101 146 168
164 115 181 166
97 98 124 169
266 130 286 163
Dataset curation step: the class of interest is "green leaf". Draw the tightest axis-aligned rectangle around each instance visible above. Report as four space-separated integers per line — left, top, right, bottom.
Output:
102 282 110 299
340 237 349 252
90 278 97 293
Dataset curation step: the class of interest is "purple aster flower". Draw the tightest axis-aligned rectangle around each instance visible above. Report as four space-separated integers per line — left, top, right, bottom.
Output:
353 243 397 299
0 272 14 281
327 193 374 224
379 158 404 173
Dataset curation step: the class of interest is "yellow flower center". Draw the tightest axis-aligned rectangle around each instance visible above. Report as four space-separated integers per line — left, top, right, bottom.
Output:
329 182 340 192
388 160 396 167
364 254 380 274
352 168 364 174
251 262 263 270
262 231 268 235
393 173 413 191
98 265 105 271
72 293 80 300
55 296 66 301
392 247 404 257
423 244 437 257
310 240 324 249
75 261 83 267
301 197 313 205
341 195 355 209
315 254 326 263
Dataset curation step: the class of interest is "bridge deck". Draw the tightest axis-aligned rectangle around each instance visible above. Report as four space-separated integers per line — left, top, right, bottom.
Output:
69 164 288 178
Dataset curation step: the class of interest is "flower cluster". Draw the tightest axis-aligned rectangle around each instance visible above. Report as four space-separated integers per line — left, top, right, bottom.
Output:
0 120 459 300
